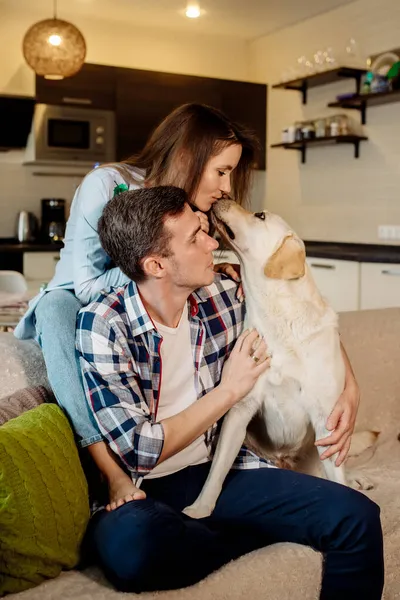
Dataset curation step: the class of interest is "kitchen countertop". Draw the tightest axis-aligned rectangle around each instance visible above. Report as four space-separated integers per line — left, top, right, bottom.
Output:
1 238 400 263
0 239 64 252
218 240 400 264
303 241 400 263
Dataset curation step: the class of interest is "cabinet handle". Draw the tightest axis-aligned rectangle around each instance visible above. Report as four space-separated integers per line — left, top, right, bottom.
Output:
381 269 400 276
62 97 93 105
310 263 335 270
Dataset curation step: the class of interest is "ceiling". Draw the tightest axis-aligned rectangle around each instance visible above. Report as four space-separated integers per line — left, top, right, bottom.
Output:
2 0 356 40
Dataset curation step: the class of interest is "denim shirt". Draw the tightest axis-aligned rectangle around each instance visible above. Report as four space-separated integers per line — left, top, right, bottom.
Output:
14 165 143 340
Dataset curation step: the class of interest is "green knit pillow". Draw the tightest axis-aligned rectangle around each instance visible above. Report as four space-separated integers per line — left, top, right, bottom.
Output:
0 404 90 596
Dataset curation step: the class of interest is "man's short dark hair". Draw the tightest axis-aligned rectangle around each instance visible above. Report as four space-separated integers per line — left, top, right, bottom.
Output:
98 186 187 282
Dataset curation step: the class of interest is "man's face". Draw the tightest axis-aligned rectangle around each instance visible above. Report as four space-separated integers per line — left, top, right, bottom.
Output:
163 203 219 290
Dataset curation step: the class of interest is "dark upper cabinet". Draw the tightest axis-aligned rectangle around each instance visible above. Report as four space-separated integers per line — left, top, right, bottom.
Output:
116 67 267 169
36 64 116 110
115 68 222 163
35 63 267 168
0 95 35 149
219 80 267 170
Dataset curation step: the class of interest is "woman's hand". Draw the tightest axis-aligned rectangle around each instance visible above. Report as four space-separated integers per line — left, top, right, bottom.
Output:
214 262 240 282
213 263 244 302
315 348 360 467
196 211 210 234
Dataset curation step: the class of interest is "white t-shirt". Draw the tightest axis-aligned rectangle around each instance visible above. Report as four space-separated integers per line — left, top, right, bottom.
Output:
145 304 210 479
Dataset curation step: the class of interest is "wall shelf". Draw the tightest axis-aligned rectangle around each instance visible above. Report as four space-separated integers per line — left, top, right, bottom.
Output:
272 67 367 104
328 88 400 124
270 135 368 164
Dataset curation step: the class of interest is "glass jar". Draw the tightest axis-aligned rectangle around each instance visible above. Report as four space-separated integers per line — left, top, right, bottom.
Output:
314 118 326 138
323 117 332 137
287 125 296 143
326 114 355 136
302 121 316 140
294 121 303 141
337 114 351 135
329 116 340 137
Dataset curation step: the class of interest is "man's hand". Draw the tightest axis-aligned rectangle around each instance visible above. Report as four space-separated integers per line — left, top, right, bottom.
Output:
315 371 360 466
220 329 271 403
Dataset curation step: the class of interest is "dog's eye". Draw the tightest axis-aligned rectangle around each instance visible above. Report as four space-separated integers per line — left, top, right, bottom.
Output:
254 212 266 221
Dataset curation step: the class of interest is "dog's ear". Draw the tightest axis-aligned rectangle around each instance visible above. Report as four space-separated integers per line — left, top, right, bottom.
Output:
264 233 306 280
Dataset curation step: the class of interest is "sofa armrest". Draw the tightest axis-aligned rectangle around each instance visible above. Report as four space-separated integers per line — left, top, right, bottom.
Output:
339 308 400 433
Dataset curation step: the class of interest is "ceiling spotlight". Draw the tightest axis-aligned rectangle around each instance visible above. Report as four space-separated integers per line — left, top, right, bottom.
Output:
186 1 200 18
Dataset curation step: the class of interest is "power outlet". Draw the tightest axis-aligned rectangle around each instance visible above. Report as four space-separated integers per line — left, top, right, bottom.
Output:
378 225 400 240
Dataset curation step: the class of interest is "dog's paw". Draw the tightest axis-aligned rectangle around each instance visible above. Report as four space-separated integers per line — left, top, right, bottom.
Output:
182 502 214 519
348 473 374 491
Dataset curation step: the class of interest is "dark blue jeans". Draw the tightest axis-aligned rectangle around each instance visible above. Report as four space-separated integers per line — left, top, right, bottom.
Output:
85 462 384 599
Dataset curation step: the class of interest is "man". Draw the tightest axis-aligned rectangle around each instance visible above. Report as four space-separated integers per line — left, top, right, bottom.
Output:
76 186 384 600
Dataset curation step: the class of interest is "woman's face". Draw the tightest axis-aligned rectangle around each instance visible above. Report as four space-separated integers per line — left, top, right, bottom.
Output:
193 143 242 212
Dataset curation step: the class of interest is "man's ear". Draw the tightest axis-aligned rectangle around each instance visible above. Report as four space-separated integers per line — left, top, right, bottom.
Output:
142 256 166 279
264 233 306 280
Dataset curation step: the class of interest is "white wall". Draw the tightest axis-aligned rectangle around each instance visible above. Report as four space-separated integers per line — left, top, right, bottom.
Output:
0 5 251 237
0 153 86 238
249 0 400 245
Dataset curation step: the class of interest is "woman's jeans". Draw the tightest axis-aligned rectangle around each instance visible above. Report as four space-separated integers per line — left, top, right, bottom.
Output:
86 462 384 600
34 289 102 447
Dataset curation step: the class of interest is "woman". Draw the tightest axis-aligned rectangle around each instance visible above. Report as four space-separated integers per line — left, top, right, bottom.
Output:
15 103 359 511
15 103 258 509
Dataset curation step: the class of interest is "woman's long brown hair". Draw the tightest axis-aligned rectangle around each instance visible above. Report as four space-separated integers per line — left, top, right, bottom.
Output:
114 103 261 207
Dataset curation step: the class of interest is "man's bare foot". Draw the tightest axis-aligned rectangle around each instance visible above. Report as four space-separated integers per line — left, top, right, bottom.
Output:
106 473 147 511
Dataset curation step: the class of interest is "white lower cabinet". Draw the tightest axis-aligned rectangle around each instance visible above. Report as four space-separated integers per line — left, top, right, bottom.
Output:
23 251 60 296
360 262 400 309
306 257 360 312
214 252 400 312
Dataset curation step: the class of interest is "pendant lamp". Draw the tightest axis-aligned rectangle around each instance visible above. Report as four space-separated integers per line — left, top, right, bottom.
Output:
22 0 86 80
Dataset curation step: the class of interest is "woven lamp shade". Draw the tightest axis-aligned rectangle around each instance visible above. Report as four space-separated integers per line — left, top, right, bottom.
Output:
23 18 86 80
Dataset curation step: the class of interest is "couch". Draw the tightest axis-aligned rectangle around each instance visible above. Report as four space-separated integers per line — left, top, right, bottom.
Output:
1 307 400 600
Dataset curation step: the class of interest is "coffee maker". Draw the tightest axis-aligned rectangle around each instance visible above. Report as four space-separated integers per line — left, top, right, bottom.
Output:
41 198 66 243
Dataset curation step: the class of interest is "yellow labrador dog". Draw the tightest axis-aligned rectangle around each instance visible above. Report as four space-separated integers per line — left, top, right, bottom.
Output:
183 200 373 520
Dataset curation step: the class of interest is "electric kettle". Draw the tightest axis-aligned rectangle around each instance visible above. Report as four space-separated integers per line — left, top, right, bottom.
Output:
15 211 38 242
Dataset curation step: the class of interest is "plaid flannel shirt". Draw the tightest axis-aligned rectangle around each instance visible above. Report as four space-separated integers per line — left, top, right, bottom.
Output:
76 273 275 484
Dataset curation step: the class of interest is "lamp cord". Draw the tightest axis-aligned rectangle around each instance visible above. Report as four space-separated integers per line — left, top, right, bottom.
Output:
53 0 57 19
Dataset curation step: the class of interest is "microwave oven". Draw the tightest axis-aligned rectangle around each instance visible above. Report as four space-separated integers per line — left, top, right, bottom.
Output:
24 103 116 165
